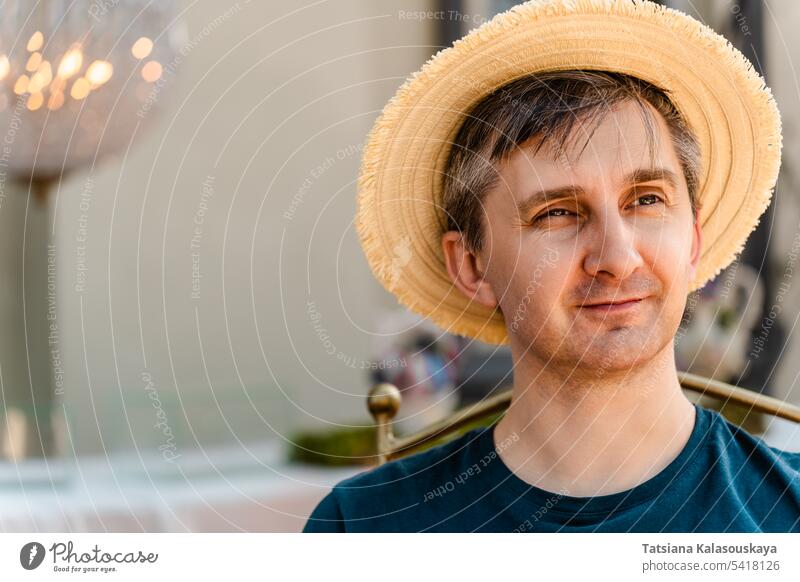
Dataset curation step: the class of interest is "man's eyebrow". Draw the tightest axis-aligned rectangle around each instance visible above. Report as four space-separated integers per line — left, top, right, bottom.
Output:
516 167 681 216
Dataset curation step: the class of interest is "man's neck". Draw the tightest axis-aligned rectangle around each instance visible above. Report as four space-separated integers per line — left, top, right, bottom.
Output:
493 341 696 497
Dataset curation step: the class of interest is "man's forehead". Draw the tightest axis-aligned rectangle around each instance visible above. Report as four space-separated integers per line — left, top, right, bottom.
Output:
497 103 684 207
511 99 673 169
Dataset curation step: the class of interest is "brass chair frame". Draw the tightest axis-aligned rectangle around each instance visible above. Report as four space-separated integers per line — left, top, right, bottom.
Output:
367 370 800 466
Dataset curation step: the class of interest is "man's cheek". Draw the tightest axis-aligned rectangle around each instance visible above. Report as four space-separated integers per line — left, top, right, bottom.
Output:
647 241 687 288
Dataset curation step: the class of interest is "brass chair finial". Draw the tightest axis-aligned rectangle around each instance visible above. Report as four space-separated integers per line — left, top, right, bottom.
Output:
367 383 401 465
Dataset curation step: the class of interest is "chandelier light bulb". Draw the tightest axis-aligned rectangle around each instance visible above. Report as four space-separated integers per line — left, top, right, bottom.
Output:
57 45 83 79
47 90 64 111
131 37 153 60
13 75 30 95
26 91 44 111
141 60 162 82
0 55 9 81
26 52 43 72
85 60 113 87
26 31 44 52
69 77 90 100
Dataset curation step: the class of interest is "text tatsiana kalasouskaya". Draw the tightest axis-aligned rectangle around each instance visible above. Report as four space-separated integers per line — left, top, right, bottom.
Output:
642 543 777 557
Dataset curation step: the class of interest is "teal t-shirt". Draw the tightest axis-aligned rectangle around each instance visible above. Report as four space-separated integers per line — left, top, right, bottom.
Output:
303 404 800 532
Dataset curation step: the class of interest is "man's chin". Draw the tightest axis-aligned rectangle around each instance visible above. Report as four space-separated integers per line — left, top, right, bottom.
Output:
571 333 657 369
514 333 652 366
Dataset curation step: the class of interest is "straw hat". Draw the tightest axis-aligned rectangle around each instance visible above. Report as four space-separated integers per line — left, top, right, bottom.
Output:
355 0 782 345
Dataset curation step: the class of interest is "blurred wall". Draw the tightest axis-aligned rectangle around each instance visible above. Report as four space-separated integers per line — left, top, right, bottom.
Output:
766 0 800 406
43 0 435 456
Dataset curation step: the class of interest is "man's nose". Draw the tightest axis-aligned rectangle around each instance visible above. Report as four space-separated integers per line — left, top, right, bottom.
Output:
582 208 644 281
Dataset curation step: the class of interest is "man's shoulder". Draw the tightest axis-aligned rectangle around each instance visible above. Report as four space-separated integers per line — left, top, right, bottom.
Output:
304 426 490 532
330 426 488 498
700 405 800 471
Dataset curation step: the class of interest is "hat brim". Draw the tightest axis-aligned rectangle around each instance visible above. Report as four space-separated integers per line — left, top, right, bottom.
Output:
355 0 782 345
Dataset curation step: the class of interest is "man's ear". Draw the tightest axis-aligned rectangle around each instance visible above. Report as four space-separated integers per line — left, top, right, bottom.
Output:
688 215 703 281
441 231 498 309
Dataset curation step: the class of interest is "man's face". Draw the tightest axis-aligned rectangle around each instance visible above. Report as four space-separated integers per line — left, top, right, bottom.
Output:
473 100 702 374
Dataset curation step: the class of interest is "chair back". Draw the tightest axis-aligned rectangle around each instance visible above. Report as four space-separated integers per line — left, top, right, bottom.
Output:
367 371 800 465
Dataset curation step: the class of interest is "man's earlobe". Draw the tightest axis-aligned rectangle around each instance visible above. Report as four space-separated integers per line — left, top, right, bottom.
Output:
441 231 498 309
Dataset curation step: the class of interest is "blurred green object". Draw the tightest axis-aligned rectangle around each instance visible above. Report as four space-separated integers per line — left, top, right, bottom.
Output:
287 411 505 467
288 425 377 467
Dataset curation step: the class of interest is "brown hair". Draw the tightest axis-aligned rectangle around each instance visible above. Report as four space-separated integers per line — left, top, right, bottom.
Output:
442 70 702 253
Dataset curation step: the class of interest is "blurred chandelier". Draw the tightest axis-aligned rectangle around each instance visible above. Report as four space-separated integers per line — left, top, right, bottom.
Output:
0 0 184 183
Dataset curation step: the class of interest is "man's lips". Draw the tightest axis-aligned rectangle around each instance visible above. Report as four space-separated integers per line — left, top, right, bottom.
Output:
580 297 646 313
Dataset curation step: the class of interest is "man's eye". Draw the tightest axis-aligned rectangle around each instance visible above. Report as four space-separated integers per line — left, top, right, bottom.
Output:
632 193 664 207
531 208 573 223
530 194 664 224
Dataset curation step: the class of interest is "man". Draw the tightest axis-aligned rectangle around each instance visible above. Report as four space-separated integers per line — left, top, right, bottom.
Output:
304 0 797 531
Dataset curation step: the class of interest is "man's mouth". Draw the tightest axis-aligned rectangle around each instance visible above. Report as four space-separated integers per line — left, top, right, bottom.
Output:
580 298 645 313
